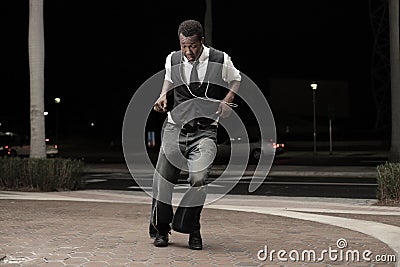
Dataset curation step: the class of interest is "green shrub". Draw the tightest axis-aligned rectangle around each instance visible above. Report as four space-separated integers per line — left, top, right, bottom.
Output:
0 157 84 191
376 162 400 205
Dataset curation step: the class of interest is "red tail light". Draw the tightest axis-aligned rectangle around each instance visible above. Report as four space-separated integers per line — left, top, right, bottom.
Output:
272 143 285 149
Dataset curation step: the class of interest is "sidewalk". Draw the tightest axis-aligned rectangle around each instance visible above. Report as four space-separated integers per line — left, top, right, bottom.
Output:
1 190 399 266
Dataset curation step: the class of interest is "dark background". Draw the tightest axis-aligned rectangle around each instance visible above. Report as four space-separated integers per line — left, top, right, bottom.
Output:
1 0 380 147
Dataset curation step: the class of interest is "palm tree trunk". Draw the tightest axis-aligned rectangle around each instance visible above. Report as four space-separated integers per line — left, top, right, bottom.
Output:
29 0 46 158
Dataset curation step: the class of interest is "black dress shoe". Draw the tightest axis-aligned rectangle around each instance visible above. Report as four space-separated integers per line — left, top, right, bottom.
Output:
153 232 169 247
188 231 202 250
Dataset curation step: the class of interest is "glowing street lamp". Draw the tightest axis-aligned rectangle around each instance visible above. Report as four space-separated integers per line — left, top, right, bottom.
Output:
310 82 318 155
55 97 61 142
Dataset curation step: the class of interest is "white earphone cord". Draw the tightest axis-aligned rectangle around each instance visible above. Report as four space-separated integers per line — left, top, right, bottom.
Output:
178 56 238 108
187 81 238 108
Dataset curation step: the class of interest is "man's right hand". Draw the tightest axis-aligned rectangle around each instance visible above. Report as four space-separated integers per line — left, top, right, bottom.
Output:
153 94 168 113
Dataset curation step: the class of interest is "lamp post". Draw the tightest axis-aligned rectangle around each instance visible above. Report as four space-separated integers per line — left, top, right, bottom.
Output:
310 82 318 155
54 97 61 143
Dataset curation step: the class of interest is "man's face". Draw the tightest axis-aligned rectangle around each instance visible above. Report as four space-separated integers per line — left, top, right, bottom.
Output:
179 33 204 62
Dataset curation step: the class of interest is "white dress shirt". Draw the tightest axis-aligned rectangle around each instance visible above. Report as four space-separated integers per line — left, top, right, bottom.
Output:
164 45 241 84
164 45 241 124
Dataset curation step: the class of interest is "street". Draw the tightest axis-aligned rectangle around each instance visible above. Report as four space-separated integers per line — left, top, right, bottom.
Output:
83 167 379 199
66 147 387 199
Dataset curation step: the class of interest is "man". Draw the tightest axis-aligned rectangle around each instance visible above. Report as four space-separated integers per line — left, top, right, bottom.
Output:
151 19 241 250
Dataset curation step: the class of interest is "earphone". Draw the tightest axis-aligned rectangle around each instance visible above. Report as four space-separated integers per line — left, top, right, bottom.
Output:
178 51 238 108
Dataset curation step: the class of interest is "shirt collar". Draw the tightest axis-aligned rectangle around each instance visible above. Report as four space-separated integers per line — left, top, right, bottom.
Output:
182 45 209 63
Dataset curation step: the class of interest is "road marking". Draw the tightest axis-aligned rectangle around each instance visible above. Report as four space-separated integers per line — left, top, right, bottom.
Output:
263 181 377 186
208 180 377 186
85 177 377 187
127 186 152 190
85 179 108 183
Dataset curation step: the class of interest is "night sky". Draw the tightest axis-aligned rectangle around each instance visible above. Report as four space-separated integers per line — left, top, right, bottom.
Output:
1 0 378 143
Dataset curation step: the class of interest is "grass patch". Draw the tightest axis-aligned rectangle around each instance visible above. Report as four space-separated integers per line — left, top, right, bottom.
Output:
376 162 400 206
0 157 84 191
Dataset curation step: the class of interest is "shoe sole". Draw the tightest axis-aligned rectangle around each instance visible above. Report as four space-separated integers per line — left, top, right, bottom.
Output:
154 242 168 247
189 246 202 250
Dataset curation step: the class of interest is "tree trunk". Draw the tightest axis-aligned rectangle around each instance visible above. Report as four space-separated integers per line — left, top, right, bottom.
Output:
29 0 46 158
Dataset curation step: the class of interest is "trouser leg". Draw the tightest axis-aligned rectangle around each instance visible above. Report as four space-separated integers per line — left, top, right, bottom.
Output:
172 171 209 233
172 135 216 233
150 151 181 233
149 198 157 238
150 123 184 235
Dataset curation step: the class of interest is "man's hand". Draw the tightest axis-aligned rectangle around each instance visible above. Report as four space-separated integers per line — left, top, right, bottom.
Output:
216 102 233 118
153 94 168 113
154 80 173 113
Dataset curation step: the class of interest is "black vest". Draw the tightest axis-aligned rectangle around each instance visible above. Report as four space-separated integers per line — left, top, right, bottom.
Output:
169 47 227 126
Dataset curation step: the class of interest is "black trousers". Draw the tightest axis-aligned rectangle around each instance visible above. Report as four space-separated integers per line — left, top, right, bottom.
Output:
149 123 216 236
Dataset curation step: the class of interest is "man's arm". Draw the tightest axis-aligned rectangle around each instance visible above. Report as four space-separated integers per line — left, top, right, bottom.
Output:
153 80 173 113
216 80 240 118
216 51 241 118
224 80 240 104
154 52 174 113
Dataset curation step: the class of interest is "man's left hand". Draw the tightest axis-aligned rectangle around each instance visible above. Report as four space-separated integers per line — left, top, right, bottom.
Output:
216 102 233 118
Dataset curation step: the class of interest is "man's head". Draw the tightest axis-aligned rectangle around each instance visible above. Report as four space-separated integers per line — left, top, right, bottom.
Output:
178 20 204 62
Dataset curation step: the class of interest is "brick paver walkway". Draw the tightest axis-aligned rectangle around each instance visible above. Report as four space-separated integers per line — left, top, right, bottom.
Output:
0 198 398 266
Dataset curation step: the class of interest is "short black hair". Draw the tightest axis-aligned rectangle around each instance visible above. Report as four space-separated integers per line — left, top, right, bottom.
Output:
178 20 203 40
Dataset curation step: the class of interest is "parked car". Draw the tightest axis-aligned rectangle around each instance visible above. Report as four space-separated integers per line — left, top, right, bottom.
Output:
217 135 285 162
9 138 59 158
0 132 58 158
0 145 11 157
0 132 16 157
272 140 285 155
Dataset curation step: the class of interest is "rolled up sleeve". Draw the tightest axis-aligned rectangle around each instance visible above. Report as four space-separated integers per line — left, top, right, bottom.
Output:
222 53 241 83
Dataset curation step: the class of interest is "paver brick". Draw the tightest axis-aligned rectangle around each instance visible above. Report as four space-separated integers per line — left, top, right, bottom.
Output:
0 198 398 267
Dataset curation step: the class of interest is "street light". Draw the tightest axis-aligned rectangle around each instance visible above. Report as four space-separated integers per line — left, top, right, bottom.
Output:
55 97 61 143
310 82 318 155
